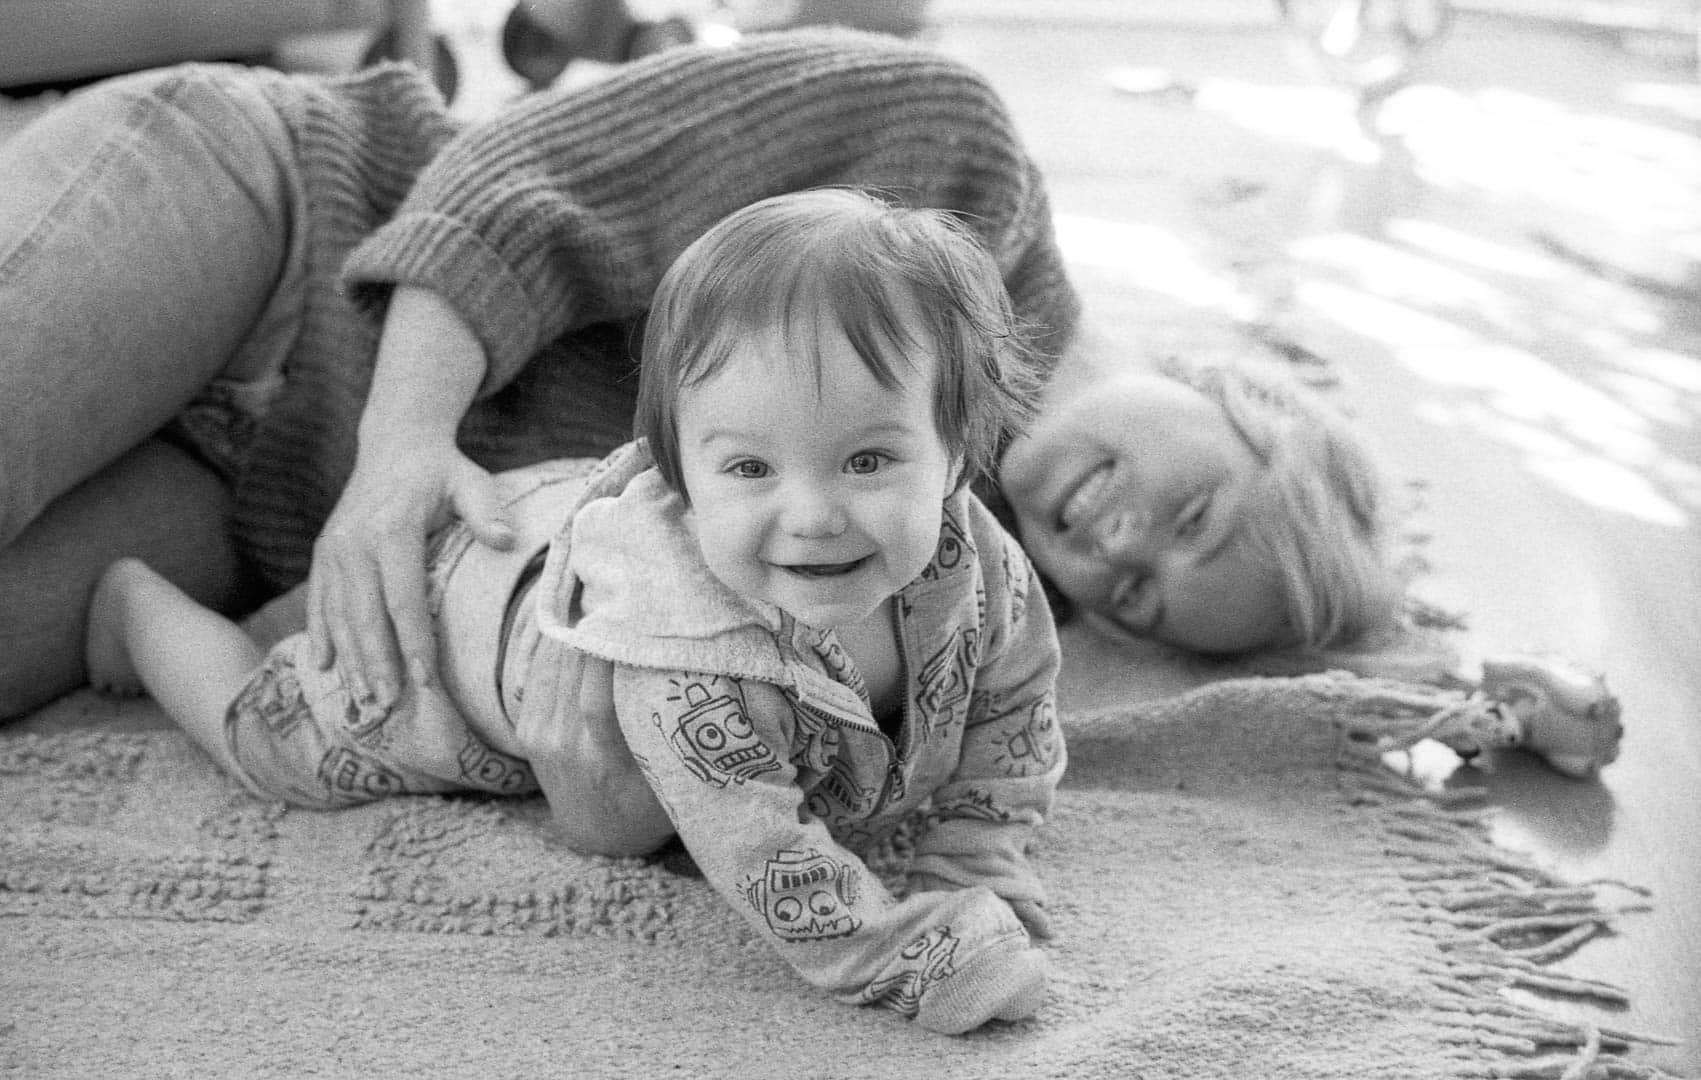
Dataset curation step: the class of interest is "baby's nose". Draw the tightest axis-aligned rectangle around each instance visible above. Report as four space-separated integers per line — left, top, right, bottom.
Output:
782 485 847 537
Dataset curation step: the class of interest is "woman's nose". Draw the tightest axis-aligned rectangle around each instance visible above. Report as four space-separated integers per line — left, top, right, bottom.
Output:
1089 510 1146 562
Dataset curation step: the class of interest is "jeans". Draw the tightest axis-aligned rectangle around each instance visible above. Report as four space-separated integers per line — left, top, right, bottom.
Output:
0 62 307 547
0 63 309 716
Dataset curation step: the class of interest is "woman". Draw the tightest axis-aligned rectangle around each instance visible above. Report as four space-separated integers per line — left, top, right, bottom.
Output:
0 30 1394 720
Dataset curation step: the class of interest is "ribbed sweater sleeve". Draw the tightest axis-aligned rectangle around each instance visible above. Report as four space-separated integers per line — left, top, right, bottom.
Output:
342 29 1079 396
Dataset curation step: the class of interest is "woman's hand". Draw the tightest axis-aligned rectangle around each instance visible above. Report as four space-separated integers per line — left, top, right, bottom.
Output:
307 439 513 712
306 285 506 713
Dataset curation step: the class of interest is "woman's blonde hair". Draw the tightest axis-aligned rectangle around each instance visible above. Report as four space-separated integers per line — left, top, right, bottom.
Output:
635 188 1043 498
1154 355 1401 649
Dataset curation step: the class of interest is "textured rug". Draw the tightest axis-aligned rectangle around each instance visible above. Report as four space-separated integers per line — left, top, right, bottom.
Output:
0 660 1676 1079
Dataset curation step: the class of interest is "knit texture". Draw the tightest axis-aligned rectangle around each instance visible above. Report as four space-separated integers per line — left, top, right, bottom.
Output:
229 31 1078 593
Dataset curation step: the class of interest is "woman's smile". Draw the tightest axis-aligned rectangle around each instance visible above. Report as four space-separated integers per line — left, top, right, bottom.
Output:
1000 369 1291 652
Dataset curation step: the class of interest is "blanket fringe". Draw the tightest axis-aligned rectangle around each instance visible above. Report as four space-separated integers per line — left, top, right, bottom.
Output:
1319 676 1683 1080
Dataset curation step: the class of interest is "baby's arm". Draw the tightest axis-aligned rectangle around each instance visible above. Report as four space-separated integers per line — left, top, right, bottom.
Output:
909 528 1066 937
613 666 1047 1034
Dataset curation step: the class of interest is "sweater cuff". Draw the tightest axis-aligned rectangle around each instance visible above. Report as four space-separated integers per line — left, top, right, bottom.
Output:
915 944 1047 1035
342 212 546 393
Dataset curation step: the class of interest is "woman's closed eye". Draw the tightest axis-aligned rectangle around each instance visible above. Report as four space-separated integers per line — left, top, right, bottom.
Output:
1176 491 1212 540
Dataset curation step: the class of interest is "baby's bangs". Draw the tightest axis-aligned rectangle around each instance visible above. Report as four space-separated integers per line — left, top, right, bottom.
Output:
803 251 930 392
667 232 817 389
751 216 934 393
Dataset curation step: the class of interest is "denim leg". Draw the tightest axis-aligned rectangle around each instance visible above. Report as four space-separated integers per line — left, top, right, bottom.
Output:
0 63 308 547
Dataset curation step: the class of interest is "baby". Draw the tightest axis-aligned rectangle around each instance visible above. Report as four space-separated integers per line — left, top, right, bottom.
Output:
87 188 1066 1034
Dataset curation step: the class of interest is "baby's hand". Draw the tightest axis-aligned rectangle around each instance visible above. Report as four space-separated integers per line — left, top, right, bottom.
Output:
909 872 1053 941
915 945 1047 1034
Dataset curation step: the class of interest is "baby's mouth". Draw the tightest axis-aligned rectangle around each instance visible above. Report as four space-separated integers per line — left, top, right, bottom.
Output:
783 557 869 579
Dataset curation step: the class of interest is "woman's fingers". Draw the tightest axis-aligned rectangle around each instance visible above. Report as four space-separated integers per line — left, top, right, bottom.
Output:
305 476 429 707
310 526 401 705
306 454 502 707
306 555 337 670
377 533 437 693
304 451 509 712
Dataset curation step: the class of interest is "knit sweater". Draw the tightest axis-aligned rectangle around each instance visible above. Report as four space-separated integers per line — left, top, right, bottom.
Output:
233 30 1080 592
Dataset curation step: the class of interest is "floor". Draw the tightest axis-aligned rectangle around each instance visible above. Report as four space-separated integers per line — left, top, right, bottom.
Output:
924 5 1698 1069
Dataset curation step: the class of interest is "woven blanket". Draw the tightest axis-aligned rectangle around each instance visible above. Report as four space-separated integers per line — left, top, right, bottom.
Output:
0 654 1673 1079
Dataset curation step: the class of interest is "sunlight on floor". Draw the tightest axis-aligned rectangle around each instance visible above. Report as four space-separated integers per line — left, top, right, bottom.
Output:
1053 214 1255 315
1059 65 1700 532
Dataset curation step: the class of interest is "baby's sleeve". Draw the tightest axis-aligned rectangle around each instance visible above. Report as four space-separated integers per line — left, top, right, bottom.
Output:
613 666 1047 1033
910 532 1066 908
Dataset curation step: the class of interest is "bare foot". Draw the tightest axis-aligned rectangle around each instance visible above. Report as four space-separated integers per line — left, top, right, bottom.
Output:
85 558 153 697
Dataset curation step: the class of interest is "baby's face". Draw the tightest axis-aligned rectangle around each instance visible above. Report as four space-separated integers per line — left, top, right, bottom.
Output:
999 371 1289 653
674 325 960 630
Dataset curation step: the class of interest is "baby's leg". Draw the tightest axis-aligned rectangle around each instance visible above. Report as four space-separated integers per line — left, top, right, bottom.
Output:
0 437 250 720
520 650 675 858
87 558 262 778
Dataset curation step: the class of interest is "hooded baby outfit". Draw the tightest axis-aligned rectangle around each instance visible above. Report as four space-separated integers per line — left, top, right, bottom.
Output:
222 441 1065 1032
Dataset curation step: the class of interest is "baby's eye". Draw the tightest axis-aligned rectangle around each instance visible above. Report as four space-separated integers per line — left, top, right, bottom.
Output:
847 452 885 475
729 460 769 479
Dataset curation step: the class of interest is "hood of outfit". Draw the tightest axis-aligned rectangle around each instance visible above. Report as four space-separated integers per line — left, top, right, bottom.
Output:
500 441 1065 1034
535 442 795 684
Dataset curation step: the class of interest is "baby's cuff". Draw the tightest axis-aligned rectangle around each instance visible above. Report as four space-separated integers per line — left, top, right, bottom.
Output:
915 945 1047 1035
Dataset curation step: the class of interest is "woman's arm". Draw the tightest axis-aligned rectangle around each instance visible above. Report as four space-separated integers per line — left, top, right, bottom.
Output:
326 33 1080 703
343 30 1080 395
306 286 515 708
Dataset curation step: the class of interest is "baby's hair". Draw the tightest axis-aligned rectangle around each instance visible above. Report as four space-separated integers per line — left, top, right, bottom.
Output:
635 188 1043 498
1153 355 1401 649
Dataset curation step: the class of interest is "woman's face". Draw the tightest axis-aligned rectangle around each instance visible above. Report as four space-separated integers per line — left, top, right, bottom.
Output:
999 372 1290 654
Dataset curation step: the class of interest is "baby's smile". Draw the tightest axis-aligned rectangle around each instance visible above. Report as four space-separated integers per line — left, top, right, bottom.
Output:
781 557 870 579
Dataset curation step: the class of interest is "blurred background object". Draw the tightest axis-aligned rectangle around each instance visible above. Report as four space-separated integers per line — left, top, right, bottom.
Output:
0 0 456 98
1276 0 1454 105
498 0 933 90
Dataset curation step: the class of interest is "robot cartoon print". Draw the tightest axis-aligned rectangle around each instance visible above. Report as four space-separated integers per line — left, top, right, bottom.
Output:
316 745 406 800
743 848 863 941
859 926 961 1012
654 675 782 787
456 738 535 794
